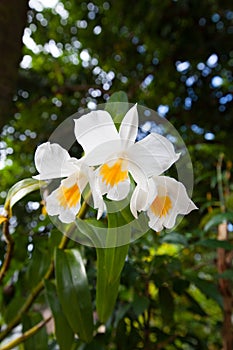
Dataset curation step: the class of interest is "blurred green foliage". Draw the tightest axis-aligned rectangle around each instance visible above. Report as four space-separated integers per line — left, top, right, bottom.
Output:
1 0 233 349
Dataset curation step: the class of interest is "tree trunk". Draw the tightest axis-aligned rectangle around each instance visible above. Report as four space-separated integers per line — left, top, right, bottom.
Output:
217 222 233 350
0 0 28 130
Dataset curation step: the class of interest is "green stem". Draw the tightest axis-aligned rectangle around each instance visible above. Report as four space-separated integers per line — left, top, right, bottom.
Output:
0 316 52 350
0 219 14 284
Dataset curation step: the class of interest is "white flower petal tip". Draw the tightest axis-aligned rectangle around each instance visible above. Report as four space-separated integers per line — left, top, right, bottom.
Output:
145 176 197 232
130 179 157 219
34 142 78 180
96 206 105 220
74 110 119 155
119 104 139 145
187 201 198 213
175 152 181 162
128 133 180 179
32 175 41 180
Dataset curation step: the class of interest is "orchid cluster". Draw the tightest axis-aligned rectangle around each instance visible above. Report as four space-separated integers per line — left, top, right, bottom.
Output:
34 105 197 231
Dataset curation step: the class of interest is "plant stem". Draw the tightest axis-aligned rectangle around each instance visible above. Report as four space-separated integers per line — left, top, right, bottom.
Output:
217 153 225 212
0 316 52 350
216 153 233 350
217 222 233 350
0 219 14 284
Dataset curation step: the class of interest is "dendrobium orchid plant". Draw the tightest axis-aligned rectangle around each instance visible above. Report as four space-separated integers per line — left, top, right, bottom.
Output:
34 104 197 231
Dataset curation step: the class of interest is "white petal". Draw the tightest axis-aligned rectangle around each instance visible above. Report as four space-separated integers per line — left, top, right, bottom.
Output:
106 179 131 201
95 160 130 202
33 142 78 180
84 139 122 166
46 187 81 224
119 104 138 147
147 211 164 232
128 133 180 177
156 176 198 216
87 168 106 220
128 161 149 191
130 179 157 218
74 110 120 155
45 173 87 224
147 176 197 231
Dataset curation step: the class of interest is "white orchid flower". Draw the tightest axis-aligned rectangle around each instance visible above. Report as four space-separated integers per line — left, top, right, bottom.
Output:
74 104 180 215
33 142 105 223
139 176 198 232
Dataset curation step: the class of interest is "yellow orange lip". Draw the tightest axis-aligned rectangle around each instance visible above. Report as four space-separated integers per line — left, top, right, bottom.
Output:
57 183 81 208
150 195 172 217
100 159 128 187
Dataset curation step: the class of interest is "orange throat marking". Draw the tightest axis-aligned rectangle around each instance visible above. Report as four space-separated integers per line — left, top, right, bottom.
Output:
58 183 81 208
100 159 128 187
150 195 172 218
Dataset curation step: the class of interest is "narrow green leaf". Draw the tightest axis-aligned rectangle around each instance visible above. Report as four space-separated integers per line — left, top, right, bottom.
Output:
27 246 51 289
55 248 93 343
96 209 130 322
204 212 233 231
188 277 223 307
4 178 43 211
96 247 124 323
4 294 26 324
198 239 233 250
184 292 207 316
45 280 75 350
22 313 48 350
113 304 131 328
160 232 188 246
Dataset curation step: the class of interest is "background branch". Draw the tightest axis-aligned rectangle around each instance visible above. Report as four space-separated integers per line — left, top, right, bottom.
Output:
0 315 52 350
0 220 14 283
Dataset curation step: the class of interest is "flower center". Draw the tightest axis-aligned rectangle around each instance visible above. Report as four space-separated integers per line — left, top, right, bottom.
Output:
100 158 128 187
57 183 81 208
150 195 172 217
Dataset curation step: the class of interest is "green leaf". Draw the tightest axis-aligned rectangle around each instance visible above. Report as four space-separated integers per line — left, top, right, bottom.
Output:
45 280 75 350
4 178 43 212
26 246 51 288
113 303 131 328
132 294 150 316
199 208 221 228
105 91 129 125
160 232 188 246
107 91 128 104
188 277 223 307
96 244 129 323
204 212 233 231
4 294 26 324
96 208 130 323
184 292 207 316
197 239 233 250
55 248 93 343
22 312 48 350
158 286 174 325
